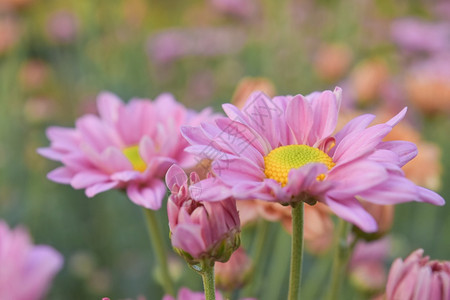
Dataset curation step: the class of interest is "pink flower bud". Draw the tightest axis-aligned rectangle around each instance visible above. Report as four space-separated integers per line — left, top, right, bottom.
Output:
166 165 240 266
163 287 224 300
215 247 252 291
386 249 450 300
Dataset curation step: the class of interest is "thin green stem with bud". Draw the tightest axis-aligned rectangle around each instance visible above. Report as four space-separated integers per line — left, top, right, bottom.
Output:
201 263 216 300
288 201 304 300
143 208 175 296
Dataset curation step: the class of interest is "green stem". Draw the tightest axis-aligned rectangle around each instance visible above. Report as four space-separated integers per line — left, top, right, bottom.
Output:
241 219 270 297
327 219 351 300
143 208 175 296
288 202 304 300
201 263 216 300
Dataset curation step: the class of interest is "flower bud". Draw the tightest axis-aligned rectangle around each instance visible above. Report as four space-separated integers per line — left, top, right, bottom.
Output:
166 165 240 267
349 238 390 293
215 247 252 291
386 249 450 300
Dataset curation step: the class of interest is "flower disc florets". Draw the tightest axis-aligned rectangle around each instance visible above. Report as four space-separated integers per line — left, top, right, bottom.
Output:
264 145 335 186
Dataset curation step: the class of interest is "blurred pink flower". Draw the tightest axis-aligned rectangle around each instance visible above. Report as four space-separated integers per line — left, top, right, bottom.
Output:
349 238 390 293
182 87 445 232
46 10 79 44
166 165 240 265
209 0 259 19
0 221 63 300
163 287 256 300
162 287 223 300
215 247 252 291
38 92 214 210
386 249 450 300
147 27 246 64
391 18 450 54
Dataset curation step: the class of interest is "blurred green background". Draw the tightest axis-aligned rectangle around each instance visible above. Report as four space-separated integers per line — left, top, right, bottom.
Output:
1 0 449 299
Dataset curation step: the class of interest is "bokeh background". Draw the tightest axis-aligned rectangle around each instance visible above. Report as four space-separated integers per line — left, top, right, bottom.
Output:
1 0 449 299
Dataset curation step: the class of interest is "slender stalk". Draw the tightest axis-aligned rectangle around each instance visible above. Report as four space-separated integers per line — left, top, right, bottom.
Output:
288 202 304 300
241 219 270 297
201 263 216 300
327 219 351 300
143 208 175 296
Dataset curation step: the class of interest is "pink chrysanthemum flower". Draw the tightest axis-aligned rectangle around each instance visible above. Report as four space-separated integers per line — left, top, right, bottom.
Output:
182 87 444 232
38 92 214 210
0 221 63 300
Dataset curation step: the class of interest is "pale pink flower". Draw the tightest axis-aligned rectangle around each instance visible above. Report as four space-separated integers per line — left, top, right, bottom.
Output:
391 18 450 54
147 28 246 65
163 287 256 300
0 221 63 300
38 92 214 210
349 238 390 293
182 87 444 232
162 287 223 300
166 165 240 264
210 0 259 19
215 247 252 291
386 249 450 300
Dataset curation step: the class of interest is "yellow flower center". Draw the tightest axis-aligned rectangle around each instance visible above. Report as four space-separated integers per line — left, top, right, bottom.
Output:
264 145 335 186
123 145 147 172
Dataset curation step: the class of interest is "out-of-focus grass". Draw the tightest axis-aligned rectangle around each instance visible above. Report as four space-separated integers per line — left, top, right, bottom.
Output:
0 0 449 299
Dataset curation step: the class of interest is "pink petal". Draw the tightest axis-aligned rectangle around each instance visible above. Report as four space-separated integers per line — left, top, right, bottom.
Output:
47 167 74 184
285 163 329 196
46 126 79 149
181 125 212 147
310 90 339 144
240 91 282 149
325 196 378 232
333 124 391 165
417 186 445 206
96 92 123 124
386 107 407 127
189 177 232 202
138 136 156 164
328 160 388 197
357 176 418 205
37 147 64 161
76 115 118 152
100 147 133 173
126 180 166 210
165 164 188 191
386 258 407 298
215 118 267 159
378 141 418 166
110 170 141 182
85 181 119 197
286 94 313 145
171 224 206 258
212 157 265 185
333 114 375 147
71 171 109 189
